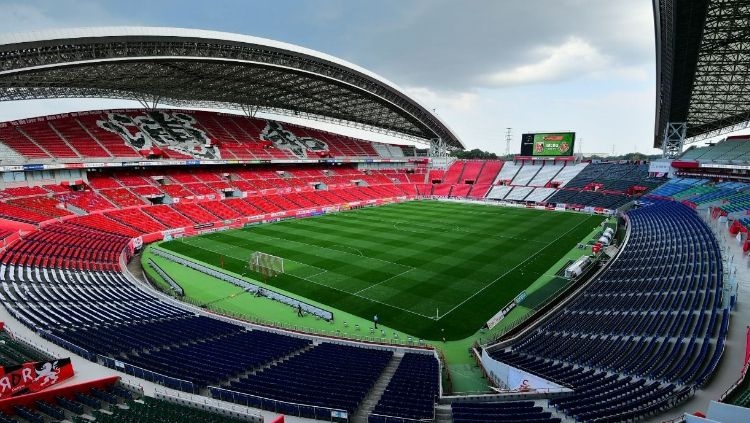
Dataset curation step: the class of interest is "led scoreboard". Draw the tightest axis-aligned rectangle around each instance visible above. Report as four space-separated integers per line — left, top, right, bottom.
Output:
520 132 575 157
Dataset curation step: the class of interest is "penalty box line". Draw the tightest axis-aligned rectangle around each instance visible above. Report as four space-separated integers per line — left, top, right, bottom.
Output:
246 230 416 272
169 239 433 320
172 239 330 279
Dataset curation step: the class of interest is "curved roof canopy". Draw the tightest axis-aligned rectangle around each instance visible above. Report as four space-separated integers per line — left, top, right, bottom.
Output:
654 0 750 147
0 27 463 149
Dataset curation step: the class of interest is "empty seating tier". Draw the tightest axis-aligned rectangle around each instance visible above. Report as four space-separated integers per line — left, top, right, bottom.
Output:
370 353 439 422
488 201 727 422
452 400 560 423
0 109 418 163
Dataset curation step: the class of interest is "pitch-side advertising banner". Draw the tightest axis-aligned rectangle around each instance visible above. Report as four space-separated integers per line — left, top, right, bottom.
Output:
481 350 563 392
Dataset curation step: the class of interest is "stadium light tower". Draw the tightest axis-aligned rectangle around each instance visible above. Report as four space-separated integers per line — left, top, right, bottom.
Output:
505 128 512 156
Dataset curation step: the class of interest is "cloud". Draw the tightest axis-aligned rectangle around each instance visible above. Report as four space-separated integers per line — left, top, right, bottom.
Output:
483 37 611 87
403 87 479 112
341 0 654 91
0 0 661 155
0 1 133 33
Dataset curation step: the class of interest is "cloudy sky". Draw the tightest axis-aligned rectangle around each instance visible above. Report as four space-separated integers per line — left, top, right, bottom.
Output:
0 0 661 155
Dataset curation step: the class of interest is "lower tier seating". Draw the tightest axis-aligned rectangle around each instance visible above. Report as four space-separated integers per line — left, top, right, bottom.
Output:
221 343 393 414
0 380 248 423
452 400 561 423
0 329 50 366
487 201 728 422
370 353 439 421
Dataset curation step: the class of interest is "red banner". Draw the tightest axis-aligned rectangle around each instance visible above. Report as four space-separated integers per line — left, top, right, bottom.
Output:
0 359 74 399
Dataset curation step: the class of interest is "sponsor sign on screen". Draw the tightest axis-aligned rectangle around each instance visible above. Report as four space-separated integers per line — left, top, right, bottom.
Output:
521 132 575 157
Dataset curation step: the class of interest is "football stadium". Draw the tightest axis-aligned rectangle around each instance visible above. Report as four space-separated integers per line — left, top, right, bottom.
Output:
0 1 747 422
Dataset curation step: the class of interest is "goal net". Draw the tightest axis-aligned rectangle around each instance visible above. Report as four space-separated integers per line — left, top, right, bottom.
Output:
248 251 284 278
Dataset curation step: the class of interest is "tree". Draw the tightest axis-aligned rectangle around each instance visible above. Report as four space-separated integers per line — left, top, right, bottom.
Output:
450 148 499 160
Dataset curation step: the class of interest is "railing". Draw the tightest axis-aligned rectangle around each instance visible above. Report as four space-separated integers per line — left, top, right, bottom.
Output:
37 329 96 361
151 247 333 320
209 386 348 422
147 258 184 295
98 355 198 393
155 387 263 423
368 412 434 423
2 326 54 361
718 361 750 403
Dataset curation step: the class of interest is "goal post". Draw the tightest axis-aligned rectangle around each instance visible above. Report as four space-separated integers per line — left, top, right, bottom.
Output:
248 251 285 278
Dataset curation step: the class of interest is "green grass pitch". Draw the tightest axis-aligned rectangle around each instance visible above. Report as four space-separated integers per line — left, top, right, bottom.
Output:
159 200 604 340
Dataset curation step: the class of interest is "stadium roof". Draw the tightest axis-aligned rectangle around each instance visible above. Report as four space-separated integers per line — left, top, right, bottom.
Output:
0 27 463 149
654 0 750 147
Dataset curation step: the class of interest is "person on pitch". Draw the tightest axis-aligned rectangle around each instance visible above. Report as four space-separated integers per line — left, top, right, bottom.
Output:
373 314 379 329
297 304 304 317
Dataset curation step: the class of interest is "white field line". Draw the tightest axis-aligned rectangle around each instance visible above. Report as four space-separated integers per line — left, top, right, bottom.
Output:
353 267 416 295
242 230 415 271
170 239 432 319
331 244 364 256
341 213 550 244
436 217 593 320
177 238 329 277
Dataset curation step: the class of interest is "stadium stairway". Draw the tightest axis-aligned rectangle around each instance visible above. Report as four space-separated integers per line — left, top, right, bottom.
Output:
351 353 403 423
434 404 453 423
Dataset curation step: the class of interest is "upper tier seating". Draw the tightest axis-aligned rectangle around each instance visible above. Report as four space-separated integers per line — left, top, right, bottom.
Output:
76 114 141 158
0 126 50 159
20 122 79 158
50 119 111 158
489 202 727 422
680 137 750 162
0 110 413 163
561 162 661 192
649 178 708 197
